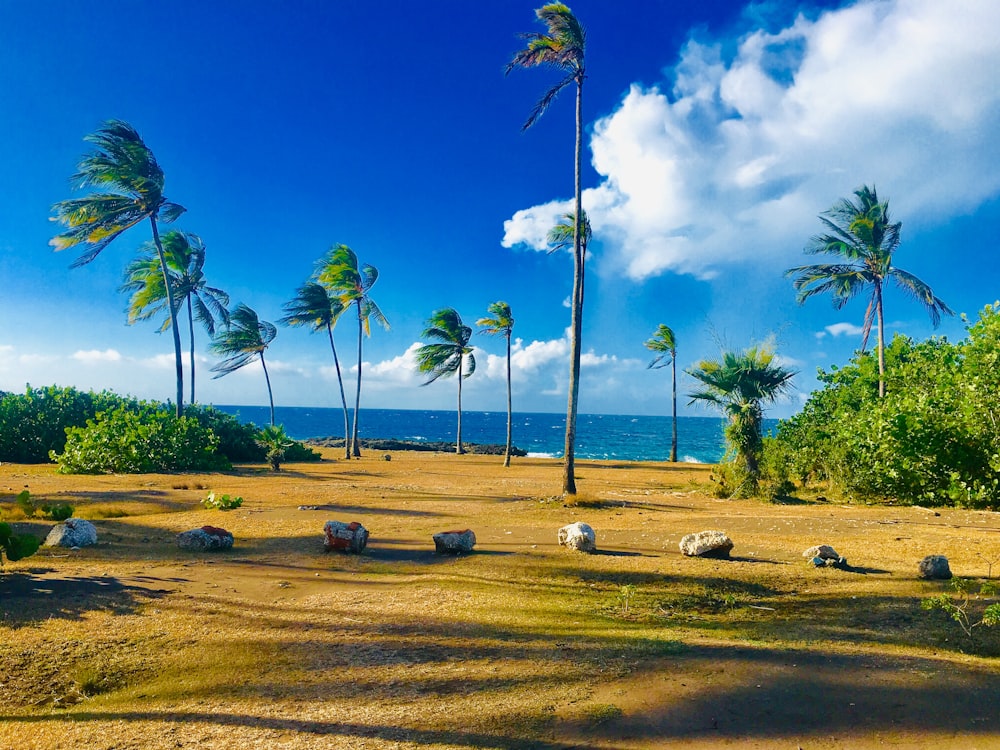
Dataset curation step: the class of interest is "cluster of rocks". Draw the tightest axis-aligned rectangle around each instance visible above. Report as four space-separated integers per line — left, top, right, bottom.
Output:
320 520 477 555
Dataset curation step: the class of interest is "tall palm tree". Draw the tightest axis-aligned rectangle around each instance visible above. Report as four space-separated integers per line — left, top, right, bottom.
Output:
787 185 952 397
687 343 796 496
210 304 278 426
507 3 586 495
645 324 678 463
317 244 389 457
120 231 230 404
280 282 351 460
416 308 476 455
50 120 186 415
477 301 515 467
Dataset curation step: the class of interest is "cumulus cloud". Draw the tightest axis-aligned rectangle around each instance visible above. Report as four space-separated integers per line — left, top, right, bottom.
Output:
821 322 866 338
503 0 1000 281
72 349 123 364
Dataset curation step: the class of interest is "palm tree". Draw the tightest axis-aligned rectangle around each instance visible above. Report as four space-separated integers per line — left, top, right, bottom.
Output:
645 324 678 463
507 3 586 495
787 185 953 397
50 120 187 415
120 231 229 404
416 308 476 455
477 302 515 467
687 343 796 496
210 304 278 426
317 245 389 457
280 282 351 460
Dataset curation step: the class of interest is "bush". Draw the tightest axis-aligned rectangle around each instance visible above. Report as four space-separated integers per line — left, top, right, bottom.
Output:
0 522 40 565
284 441 322 463
183 405 266 462
201 492 243 510
0 385 133 463
53 403 231 474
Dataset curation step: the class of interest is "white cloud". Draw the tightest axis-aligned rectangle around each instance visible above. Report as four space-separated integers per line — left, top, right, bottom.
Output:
72 349 122 364
824 322 866 338
503 0 1000 281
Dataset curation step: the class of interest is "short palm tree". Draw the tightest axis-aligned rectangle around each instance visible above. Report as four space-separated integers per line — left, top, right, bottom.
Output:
280 282 351 460
507 3 586 495
645 324 678 463
50 120 187 415
786 185 952 397
316 245 389 457
416 308 476 455
477 302 515 467
687 343 795 496
120 231 229 404
210 304 278 426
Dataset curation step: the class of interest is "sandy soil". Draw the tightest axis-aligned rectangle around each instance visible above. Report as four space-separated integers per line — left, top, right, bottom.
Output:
2 450 1000 749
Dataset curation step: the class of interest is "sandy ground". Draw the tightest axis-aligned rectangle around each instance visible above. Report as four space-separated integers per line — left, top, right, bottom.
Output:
2 450 1000 749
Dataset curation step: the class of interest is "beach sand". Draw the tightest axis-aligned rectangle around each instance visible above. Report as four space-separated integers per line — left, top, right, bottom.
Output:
2 449 1000 749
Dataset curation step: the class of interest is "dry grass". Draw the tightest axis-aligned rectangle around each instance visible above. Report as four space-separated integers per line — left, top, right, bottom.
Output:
2 451 1000 749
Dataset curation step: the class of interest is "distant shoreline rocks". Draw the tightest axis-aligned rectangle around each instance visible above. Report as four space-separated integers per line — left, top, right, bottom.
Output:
306 437 527 457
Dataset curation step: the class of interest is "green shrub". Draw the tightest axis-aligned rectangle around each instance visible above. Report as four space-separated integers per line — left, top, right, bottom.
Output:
201 492 243 511
183 405 266 462
53 404 231 474
15 490 36 518
42 502 74 521
0 522 40 565
283 440 322 463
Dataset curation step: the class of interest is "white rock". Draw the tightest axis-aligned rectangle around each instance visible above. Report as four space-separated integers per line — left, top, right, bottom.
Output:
44 518 97 548
433 529 476 554
803 544 840 560
679 530 733 558
558 522 596 553
176 526 234 552
323 520 369 553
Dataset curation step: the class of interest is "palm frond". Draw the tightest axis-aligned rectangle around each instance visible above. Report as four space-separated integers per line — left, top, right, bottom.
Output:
889 267 954 327
210 303 276 378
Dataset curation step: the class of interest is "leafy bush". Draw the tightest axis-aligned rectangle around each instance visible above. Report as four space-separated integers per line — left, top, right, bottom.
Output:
923 578 1000 637
771 304 1000 507
11 490 73 520
0 385 133 463
257 425 293 471
201 492 243 510
0 522 40 565
53 403 231 474
183 405 266 462
43 502 74 521
284 440 321 463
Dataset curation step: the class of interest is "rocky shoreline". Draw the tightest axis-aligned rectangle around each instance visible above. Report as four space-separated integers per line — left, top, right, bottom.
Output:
306 437 528 456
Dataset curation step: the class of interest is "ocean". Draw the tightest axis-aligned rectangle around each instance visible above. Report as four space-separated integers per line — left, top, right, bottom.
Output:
213 406 778 464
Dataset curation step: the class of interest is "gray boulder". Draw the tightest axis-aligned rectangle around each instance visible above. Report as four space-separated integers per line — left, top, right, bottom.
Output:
558 522 596 553
433 529 476 554
44 518 97 548
918 554 952 579
323 520 369 553
679 530 733 558
804 544 848 567
177 526 234 552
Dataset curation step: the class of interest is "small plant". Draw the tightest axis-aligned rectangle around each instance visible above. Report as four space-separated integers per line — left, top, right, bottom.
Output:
922 578 1000 637
257 425 294 471
42 502 74 521
202 492 243 511
0 522 40 567
15 490 36 518
618 584 637 615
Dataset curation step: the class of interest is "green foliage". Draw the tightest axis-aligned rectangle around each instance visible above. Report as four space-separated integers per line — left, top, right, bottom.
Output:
53 403 231 474
0 385 130 463
43 503 74 522
772 304 1000 507
183 404 266 462
922 578 1000 637
15 490 36 518
0 522 40 564
283 441 322 463
202 492 243 511
16 491 75 521
257 425 294 471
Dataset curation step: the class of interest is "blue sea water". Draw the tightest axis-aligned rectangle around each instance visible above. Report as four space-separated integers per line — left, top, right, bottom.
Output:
214 405 778 464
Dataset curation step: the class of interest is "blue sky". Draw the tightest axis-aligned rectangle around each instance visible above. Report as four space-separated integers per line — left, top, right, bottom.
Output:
1 0 998 419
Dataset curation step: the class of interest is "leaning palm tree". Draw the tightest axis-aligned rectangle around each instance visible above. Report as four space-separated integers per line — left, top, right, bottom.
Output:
507 3 586 495
120 231 229 404
316 244 389 457
416 308 476 455
279 282 351 460
645 324 678 463
786 185 952 397
210 304 278 426
687 343 796 497
50 120 186 415
477 301 515 466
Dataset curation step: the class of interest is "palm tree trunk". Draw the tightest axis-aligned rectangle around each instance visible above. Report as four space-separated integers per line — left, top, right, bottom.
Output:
876 284 886 398
562 74 585 495
670 355 678 463
260 353 275 427
187 296 196 404
504 331 512 468
149 217 184 417
351 301 363 457
456 357 464 455
327 324 351 460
